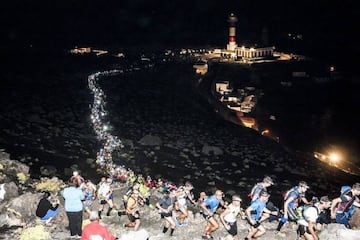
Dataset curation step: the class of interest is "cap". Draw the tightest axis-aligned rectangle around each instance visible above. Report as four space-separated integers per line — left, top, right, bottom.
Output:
320 196 331 203
260 190 270 198
232 195 242 202
72 171 79 176
299 181 309 189
263 176 274 185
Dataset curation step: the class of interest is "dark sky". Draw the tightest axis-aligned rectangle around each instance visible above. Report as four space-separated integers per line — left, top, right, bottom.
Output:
1 0 359 64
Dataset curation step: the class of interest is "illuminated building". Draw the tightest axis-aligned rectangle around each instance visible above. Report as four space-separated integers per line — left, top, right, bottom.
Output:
221 13 275 62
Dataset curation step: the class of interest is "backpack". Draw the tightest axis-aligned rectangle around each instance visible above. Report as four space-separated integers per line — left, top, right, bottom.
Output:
341 185 351 194
248 183 262 199
337 186 355 215
284 187 301 201
299 205 319 222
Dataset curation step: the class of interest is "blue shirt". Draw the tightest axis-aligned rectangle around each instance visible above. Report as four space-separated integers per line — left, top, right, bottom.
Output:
249 199 266 221
286 187 303 209
62 186 84 212
204 195 221 214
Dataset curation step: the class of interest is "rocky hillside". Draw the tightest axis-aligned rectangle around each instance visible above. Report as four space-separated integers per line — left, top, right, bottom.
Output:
1 149 359 240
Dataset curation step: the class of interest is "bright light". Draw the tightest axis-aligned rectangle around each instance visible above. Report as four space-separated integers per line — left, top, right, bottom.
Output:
329 153 340 162
261 129 270 135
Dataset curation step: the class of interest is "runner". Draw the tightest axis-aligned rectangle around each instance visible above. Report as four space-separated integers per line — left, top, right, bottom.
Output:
97 177 114 218
297 196 332 240
248 176 275 223
245 191 278 240
330 182 360 228
175 181 196 226
124 190 141 231
200 189 226 239
156 189 177 237
276 181 311 237
248 176 274 202
83 180 97 215
219 195 242 240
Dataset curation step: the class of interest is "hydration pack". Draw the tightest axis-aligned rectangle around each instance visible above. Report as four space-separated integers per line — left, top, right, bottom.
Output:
284 187 301 201
337 186 355 214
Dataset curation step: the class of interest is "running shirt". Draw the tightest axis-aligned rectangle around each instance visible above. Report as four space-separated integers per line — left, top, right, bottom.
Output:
224 203 240 223
204 195 221 214
249 199 266 221
286 187 304 208
159 195 177 210
98 183 111 198
250 183 266 202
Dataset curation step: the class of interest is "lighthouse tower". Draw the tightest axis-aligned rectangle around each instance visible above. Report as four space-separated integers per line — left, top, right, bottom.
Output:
227 13 238 51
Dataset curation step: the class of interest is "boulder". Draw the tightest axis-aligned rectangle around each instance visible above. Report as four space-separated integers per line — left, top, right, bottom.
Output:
5 192 39 224
39 165 58 176
0 159 30 181
349 208 360 229
139 135 162 146
318 223 360 240
201 145 223 156
1 182 19 201
117 229 150 240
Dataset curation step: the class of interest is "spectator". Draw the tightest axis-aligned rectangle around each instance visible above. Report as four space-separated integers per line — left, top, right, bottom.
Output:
35 191 60 224
73 171 85 189
81 211 116 240
62 176 85 238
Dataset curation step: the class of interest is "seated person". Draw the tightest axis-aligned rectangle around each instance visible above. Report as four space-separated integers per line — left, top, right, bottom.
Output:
35 191 60 223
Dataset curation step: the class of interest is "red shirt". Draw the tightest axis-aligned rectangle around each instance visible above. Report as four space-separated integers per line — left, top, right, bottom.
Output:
81 221 116 240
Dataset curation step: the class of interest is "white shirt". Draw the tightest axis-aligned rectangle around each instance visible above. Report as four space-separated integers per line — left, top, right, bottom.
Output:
224 203 240 223
98 183 111 198
298 206 319 227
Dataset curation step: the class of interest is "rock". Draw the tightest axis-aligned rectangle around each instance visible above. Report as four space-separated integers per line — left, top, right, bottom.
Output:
2 182 19 201
349 208 360 229
0 159 30 181
5 192 39 224
118 229 150 240
139 135 162 146
201 145 223 156
40 165 58 176
319 223 360 240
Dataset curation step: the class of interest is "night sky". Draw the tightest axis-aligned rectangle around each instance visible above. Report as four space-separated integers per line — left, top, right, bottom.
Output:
1 0 359 67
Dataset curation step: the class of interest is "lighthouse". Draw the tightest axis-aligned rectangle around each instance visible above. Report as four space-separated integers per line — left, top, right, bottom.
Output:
227 13 238 51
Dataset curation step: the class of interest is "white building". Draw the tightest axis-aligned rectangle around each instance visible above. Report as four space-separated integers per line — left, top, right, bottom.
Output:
221 13 275 61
